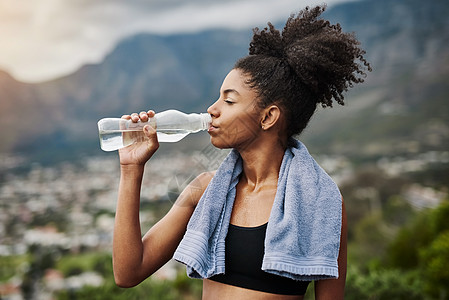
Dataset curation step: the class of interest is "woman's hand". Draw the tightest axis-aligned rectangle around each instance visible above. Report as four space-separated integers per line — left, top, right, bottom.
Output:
118 110 159 166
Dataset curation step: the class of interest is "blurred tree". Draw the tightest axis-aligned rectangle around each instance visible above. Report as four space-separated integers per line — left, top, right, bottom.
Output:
382 195 415 227
92 253 113 277
21 244 58 300
344 266 424 300
420 229 449 298
351 212 392 266
56 269 203 300
387 201 449 269
386 212 432 270
386 201 449 298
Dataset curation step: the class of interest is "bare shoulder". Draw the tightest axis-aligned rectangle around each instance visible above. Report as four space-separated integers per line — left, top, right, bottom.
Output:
175 171 216 207
196 170 216 185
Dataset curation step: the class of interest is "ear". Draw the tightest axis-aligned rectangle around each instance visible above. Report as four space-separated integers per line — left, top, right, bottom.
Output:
260 105 281 130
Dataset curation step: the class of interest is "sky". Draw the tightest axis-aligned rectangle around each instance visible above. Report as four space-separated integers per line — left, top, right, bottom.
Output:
0 0 356 83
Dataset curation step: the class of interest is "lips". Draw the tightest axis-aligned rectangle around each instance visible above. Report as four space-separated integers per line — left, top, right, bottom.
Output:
208 123 218 132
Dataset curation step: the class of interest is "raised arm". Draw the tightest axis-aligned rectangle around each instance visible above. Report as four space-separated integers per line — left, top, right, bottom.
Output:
111 110 213 287
113 168 212 287
314 197 348 300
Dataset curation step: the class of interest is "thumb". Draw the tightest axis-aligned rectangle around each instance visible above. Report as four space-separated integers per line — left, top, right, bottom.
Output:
143 124 158 141
143 124 156 134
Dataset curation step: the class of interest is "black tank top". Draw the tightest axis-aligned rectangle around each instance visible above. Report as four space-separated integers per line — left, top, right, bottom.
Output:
209 223 310 295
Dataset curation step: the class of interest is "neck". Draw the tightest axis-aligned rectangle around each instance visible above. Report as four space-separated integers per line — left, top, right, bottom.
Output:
237 136 287 192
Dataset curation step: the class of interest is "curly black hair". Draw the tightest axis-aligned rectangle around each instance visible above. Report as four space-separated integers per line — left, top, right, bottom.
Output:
234 5 372 137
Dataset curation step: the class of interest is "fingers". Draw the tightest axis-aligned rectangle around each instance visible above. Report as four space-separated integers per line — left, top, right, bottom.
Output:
139 110 156 122
147 110 156 118
121 110 156 123
139 111 150 122
131 113 140 122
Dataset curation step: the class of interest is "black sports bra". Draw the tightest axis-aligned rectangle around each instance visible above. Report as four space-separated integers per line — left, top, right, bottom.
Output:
209 223 310 295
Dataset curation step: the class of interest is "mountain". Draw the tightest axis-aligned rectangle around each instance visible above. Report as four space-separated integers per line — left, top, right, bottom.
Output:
0 30 250 159
43 30 251 114
305 0 449 157
0 71 65 152
0 0 448 162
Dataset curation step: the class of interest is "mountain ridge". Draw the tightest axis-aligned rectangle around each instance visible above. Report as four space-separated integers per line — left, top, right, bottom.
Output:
0 0 448 161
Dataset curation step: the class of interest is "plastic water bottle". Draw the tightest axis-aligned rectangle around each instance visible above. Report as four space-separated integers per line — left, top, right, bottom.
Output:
97 110 212 151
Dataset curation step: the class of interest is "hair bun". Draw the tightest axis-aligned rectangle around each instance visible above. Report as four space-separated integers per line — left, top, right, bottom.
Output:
248 5 371 107
249 23 284 58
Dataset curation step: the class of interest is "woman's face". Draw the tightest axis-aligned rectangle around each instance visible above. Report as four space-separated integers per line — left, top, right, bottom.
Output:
207 69 263 150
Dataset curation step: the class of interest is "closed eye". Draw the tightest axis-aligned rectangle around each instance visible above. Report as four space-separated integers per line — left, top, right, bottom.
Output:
224 99 234 104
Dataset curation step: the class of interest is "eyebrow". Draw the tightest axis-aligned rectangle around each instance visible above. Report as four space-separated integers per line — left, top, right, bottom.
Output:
222 88 240 96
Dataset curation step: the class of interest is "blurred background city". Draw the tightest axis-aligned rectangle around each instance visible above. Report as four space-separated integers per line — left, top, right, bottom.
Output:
0 0 448 299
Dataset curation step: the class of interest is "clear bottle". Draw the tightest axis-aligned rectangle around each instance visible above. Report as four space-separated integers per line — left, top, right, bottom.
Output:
97 110 212 151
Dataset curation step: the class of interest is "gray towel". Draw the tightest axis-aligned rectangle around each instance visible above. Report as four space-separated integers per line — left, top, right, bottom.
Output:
173 138 342 281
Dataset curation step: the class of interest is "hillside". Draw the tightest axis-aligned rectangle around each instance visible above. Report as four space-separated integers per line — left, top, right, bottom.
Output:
0 0 448 161
303 0 449 157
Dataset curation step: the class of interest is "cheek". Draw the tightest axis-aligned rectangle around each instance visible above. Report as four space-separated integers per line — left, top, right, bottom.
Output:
222 116 260 145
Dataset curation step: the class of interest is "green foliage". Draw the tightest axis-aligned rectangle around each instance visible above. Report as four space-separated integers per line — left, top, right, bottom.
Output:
428 201 449 235
386 201 449 298
0 255 28 281
56 270 202 300
22 245 59 299
420 231 449 298
171 270 203 298
345 266 425 300
350 212 392 264
56 252 113 278
382 195 415 227
386 212 433 269
29 208 69 232
387 201 449 269
303 282 315 300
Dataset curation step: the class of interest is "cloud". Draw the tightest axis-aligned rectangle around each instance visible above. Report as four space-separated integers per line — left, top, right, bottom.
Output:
0 0 355 82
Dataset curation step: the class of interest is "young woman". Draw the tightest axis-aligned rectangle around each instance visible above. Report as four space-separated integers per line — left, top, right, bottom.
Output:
112 5 370 300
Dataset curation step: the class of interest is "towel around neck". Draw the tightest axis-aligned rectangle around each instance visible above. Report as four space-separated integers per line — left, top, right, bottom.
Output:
173 138 342 281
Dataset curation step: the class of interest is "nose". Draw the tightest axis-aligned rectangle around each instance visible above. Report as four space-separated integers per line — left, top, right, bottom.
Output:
207 99 220 118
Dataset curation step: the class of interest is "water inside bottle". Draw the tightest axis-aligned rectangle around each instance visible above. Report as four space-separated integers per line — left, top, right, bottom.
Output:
99 129 143 151
156 129 190 142
99 129 191 151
